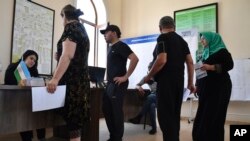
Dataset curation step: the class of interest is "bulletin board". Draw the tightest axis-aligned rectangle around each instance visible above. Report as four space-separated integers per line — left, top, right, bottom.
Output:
174 3 218 33
11 0 55 75
174 3 218 62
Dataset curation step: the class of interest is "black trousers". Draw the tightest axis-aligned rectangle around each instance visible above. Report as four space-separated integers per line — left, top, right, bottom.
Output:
157 78 184 141
20 128 46 141
102 82 128 141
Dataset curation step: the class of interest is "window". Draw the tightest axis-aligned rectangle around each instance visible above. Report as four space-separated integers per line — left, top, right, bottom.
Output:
76 0 107 67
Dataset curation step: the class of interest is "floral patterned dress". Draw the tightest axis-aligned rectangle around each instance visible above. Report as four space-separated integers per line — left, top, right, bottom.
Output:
57 21 90 128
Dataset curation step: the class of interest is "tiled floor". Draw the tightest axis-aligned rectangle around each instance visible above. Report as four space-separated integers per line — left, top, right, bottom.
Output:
0 118 238 141
100 118 231 141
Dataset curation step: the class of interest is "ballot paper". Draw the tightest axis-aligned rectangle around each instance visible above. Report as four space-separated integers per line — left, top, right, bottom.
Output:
183 88 191 101
31 85 66 112
194 61 207 79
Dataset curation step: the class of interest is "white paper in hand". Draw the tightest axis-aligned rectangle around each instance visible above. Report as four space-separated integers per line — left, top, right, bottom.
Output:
31 85 66 112
183 88 191 101
195 61 207 79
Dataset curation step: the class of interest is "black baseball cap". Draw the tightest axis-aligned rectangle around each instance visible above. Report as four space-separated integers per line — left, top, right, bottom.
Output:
100 25 121 38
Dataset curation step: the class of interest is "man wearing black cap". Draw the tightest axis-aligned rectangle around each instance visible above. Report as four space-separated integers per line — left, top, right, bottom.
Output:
144 16 195 141
100 24 139 141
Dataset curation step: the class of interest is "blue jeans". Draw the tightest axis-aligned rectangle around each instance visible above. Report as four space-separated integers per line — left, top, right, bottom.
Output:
139 93 157 129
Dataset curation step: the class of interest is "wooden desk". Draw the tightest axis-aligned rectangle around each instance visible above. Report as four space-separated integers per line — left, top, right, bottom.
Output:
0 85 148 140
0 85 103 141
98 89 150 124
124 89 151 125
53 88 149 140
123 89 145 120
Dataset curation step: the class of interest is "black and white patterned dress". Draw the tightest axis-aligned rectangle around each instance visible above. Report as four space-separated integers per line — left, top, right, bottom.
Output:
57 21 90 128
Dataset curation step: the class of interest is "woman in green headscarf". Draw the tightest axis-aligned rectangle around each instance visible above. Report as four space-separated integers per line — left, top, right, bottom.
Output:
192 32 234 141
201 32 227 60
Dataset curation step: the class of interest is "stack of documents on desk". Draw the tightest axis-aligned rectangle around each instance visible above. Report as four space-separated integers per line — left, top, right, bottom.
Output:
31 85 66 112
26 77 45 86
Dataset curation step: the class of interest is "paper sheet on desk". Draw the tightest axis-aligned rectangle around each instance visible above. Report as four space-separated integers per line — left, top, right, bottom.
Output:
31 85 66 112
183 88 191 101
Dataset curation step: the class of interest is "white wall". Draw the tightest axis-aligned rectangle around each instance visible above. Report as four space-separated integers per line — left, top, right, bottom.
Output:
123 0 250 58
103 0 250 59
0 0 14 82
103 0 122 29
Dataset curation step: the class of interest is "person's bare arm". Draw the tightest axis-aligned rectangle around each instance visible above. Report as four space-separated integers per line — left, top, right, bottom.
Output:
126 53 139 78
113 53 139 85
47 38 76 93
144 52 166 82
186 54 195 93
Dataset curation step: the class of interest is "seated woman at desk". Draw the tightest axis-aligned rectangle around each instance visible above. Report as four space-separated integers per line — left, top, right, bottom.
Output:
128 62 157 135
4 50 46 141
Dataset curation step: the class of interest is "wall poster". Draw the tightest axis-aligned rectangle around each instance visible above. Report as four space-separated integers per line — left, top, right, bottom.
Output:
174 3 218 62
11 0 54 75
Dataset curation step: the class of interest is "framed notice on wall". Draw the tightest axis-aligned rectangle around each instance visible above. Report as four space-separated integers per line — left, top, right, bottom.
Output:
174 3 218 62
11 0 54 75
174 3 218 33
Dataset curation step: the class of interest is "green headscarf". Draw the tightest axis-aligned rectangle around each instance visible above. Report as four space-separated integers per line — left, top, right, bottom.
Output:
201 32 227 60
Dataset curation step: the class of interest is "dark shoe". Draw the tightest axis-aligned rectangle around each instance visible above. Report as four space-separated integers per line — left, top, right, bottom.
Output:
149 128 156 135
128 116 141 124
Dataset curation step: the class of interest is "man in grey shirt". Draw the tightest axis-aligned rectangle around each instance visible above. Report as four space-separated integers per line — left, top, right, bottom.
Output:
128 62 157 135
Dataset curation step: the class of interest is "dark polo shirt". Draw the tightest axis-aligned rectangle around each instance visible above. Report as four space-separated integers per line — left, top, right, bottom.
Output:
107 41 133 82
153 32 190 81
